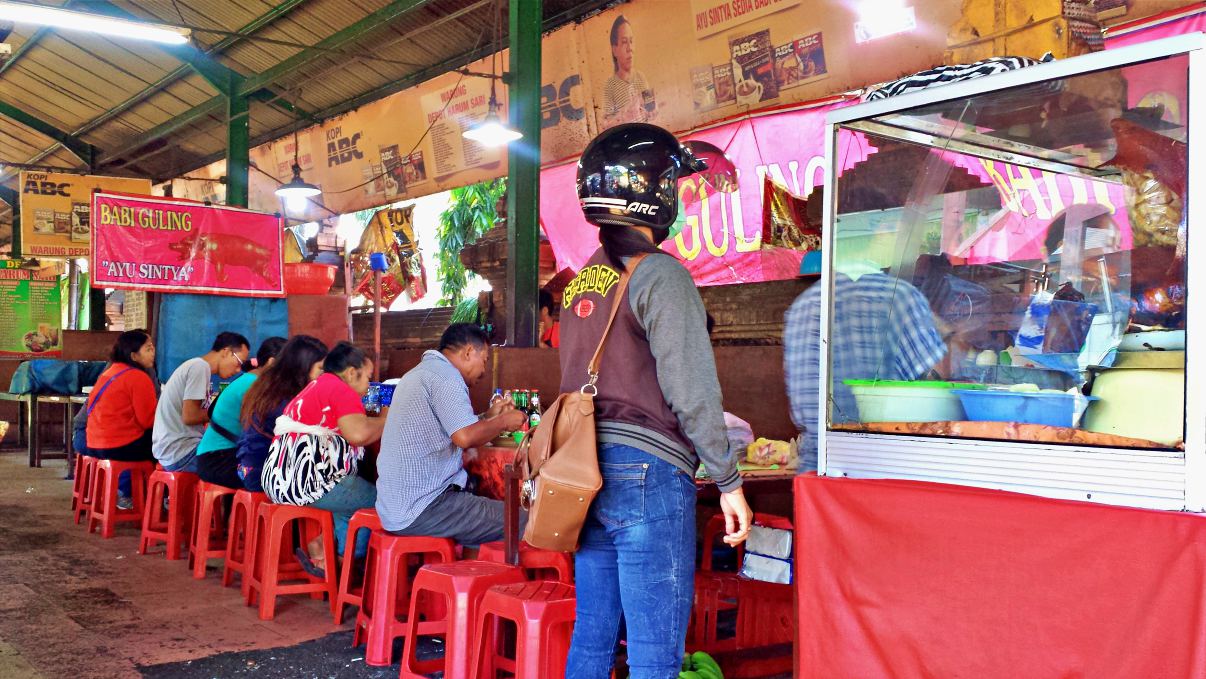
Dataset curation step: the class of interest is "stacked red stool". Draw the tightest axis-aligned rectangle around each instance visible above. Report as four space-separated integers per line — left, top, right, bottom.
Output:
478 541 574 584
245 503 338 621
399 561 526 679
139 467 199 560
70 454 98 524
87 460 154 538
469 581 577 679
223 489 268 598
691 512 794 653
188 481 237 579
334 508 383 625
352 530 457 665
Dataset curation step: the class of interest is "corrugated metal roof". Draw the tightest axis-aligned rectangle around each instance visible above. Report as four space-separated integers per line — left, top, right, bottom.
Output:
0 0 618 188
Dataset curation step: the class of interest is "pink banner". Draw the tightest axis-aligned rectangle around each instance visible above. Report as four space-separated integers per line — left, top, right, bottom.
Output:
541 99 867 285
91 193 285 297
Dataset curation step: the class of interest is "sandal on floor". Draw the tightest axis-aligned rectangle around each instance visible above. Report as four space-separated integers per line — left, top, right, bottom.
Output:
293 547 326 579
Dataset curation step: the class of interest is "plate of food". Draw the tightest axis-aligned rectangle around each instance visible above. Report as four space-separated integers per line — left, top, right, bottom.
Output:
23 330 53 353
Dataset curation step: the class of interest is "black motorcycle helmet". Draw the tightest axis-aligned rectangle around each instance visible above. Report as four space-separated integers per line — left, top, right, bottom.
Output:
577 123 712 240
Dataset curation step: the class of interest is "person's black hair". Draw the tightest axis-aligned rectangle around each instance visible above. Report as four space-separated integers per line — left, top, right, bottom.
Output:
323 341 369 374
212 331 251 352
110 330 151 368
241 335 329 430
609 14 630 72
539 290 555 314
439 323 489 352
247 336 287 372
600 224 663 271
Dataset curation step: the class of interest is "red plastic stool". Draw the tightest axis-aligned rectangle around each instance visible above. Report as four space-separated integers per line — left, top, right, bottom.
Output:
71 454 98 524
87 460 154 538
334 508 383 625
700 512 793 571
139 468 199 560
688 572 793 653
245 502 338 621
478 541 574 584
732 577 794 648
223 489 268 598
188 481 237 579
399 561 526 679
469 581 577 679
352 529 457 665
688 572 741 653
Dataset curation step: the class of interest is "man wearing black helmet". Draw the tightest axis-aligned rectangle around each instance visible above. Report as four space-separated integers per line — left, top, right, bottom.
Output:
562 123 753 679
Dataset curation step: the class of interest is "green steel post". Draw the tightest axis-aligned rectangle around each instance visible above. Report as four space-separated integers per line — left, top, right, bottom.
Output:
226 91 251 208
506 0 542 347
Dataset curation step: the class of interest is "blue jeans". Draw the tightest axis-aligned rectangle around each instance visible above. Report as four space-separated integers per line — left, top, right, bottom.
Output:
566 444 697 679
163 447 199 474
310 474 376 558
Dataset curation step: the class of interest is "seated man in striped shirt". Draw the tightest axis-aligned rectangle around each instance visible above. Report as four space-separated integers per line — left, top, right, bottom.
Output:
374 324 527 546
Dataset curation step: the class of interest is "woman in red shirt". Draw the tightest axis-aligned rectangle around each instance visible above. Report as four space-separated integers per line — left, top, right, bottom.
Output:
263 342 384 575
84 330 159 507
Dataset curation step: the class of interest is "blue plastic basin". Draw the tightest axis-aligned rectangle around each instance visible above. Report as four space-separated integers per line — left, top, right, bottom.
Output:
951 390 1098 428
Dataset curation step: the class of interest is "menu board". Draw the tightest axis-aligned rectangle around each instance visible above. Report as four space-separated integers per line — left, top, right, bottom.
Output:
0 260 63 358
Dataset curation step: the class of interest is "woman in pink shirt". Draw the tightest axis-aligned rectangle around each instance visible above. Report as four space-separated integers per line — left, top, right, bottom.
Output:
262 342 384 575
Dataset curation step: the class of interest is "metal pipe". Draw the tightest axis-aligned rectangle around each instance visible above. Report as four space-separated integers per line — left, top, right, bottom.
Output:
67 259 80 330
373 270 382 382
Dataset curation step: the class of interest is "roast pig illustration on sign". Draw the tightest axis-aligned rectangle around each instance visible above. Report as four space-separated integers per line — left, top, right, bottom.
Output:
168 231 275 284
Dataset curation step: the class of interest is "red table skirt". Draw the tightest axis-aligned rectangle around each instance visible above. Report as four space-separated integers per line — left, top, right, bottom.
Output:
794 473 1206 678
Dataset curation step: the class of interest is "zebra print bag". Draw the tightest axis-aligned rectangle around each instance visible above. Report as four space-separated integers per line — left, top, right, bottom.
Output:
261 416 361 506
863 54 1055 101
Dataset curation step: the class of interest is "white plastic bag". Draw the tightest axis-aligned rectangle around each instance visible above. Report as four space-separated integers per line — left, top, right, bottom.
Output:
724 412 755 458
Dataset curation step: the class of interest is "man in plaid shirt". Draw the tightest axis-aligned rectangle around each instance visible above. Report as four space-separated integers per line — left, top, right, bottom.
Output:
784 271 948 471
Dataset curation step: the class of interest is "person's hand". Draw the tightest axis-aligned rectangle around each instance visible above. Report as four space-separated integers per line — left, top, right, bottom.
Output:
500 408 528 432
719 487 753 547
485 396 513 419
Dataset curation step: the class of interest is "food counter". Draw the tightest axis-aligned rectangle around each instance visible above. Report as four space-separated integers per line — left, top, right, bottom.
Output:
816 33 1202 512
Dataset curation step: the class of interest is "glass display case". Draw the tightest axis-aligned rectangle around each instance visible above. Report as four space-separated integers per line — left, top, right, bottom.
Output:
818 34 1203 511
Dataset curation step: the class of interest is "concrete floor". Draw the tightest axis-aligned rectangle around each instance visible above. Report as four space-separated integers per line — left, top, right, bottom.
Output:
0 451 350 679
0 450 792 679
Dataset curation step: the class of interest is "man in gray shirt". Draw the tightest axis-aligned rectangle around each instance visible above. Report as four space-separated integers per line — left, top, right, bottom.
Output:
152 331 249 473
375 324 526 546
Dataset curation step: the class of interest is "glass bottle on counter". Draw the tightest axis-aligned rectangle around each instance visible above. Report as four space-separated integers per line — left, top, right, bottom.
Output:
529 391 542 429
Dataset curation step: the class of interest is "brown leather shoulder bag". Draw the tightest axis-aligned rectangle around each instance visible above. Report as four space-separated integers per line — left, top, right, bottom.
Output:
516 254 647 552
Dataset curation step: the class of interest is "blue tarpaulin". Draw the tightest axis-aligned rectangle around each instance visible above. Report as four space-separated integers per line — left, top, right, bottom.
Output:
156 294 288 379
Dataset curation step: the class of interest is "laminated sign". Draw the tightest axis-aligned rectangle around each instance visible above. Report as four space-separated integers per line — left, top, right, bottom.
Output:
19 171 152 258
90 193 285 297
0 260 63 359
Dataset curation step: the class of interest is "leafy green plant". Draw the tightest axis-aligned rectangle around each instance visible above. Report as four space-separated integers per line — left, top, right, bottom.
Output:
436 178 506 306
450 297 482 325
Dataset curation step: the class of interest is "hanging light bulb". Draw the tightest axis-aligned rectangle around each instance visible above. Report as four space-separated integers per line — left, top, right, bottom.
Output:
276 164 321 203
276 121 320 213
462 0 521 148
463 100 523 147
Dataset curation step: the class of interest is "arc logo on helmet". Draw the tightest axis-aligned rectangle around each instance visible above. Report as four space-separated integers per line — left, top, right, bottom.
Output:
626 201 659 215
580 197 660 216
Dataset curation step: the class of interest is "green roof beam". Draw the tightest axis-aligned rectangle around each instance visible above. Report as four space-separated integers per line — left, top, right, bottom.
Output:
69 0 313 141
0 101 98 165
236 0 435 96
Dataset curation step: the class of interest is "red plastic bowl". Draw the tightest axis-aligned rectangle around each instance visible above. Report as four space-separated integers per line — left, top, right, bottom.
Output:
284 262 336 295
